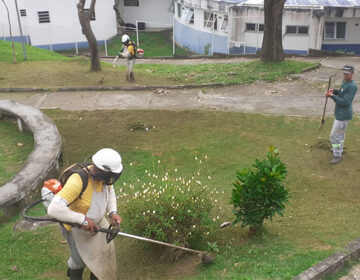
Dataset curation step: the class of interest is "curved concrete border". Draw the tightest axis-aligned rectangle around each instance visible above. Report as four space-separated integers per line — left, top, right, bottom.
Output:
0 100 62 221
293 238 360 279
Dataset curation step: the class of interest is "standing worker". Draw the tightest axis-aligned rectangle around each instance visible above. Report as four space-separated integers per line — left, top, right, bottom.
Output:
48 148 123 280
120 34 136 82
325 65 357 165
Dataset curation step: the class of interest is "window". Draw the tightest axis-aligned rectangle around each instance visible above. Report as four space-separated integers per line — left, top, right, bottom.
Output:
220 15 229 32
286 26 297 34
246 23 256 31
181 8 194 24
124 0 139 6
245 23 264 32
38 11 50 23
286 25 309 35
298 26 309 34
20 9 26 17
204 12 217 29
84 9 96 20
324 22 346 39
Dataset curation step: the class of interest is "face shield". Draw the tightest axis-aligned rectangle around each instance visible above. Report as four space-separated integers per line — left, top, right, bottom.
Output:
92 165 122 185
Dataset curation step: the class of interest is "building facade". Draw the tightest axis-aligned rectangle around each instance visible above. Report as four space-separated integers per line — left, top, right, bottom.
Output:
174 0 360 55
0 0 117 50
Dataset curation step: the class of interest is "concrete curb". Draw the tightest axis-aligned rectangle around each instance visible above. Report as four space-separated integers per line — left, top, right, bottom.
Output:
300 63 321 73
0 83 227 93
0 100 62 222
293 238 360 280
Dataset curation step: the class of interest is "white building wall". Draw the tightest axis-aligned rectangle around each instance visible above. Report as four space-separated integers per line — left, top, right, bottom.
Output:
120 0 173 28
0 0 117 48
323 15 360 45
229 5 323 54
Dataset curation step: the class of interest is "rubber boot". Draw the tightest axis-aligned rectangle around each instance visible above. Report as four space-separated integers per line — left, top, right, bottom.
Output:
67 267 84 280
129 72 135 82
90 272 99 280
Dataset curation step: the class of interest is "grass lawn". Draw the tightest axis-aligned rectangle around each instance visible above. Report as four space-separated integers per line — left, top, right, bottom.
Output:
0 117 33 185
0 40 71 63
103 30 194 57
1 110 360 279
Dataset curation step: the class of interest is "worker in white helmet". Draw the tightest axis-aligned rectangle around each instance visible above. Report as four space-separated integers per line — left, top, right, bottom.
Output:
120 34 136 82
48 148 123 280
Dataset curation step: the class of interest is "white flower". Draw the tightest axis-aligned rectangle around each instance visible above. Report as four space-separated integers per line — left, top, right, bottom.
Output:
192 225 196 228
195 156 198 160
174 168 177 172
130 162 133 166
214 199 217 203
153 210 156 214
208 176 211 179
205 155 208 159
145 170 148 173
143 212 146 215
217 216 219 219
188 210 191 213
206 232 209 235
175 229 178 233
157 160 161 163
171 216 174 220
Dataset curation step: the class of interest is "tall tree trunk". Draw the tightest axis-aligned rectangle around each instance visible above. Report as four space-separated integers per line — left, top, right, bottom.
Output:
1 0 16 63
77 0 101 71
261 0 286 62
114 0 125 28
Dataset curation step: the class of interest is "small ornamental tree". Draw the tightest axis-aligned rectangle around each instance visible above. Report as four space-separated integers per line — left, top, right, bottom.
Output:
231 146 289 235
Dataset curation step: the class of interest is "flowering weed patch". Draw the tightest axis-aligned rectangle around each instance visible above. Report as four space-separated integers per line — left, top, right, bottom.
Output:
119 156 223 248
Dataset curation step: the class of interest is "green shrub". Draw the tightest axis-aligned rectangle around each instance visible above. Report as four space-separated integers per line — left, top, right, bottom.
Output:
231 146 289 234
119 158 214 248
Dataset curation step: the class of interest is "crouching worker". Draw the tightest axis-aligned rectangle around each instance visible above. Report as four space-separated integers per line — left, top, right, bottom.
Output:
120 34 136 82
48 148 123 280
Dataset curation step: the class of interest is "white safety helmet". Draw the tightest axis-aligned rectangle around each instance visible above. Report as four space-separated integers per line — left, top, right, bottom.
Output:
92 148 123 174
122 34 130 44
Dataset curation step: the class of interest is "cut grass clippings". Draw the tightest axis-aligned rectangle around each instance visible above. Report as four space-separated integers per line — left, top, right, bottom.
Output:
0 118 33 185
1 110 360 279
0 59 316 89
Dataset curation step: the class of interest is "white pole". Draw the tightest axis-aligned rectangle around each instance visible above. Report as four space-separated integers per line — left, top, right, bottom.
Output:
172 15 175 56
104 39 108 56
136 20 139 48
48 25 53 51
211 24 214 56
14 0 27 60
2 24 5 40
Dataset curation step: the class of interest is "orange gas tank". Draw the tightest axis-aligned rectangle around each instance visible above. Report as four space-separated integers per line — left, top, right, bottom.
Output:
43 179 62 194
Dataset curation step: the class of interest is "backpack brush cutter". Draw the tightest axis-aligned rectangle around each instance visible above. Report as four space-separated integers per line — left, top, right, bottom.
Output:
21 198 215 265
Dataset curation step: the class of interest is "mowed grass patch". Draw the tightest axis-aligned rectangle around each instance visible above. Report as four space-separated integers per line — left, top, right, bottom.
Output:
0 59 315 88
104 31 193 57
0 118 33 185
0 110 354 279
0 40 71 62
137 59 316 85
2 110 359 279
